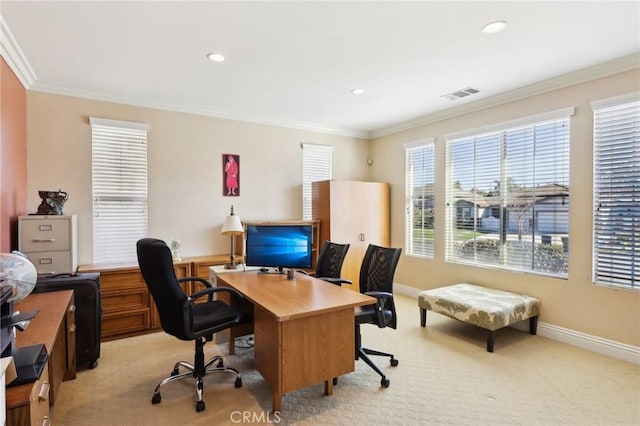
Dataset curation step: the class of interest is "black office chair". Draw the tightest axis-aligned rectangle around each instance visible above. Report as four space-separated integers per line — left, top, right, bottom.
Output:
300 241 351 286
355 244 402 388
136 238 245 412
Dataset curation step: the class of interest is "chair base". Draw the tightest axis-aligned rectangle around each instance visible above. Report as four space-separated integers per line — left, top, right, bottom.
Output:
355 324 398 388
356 347 398 388
151 338 242 412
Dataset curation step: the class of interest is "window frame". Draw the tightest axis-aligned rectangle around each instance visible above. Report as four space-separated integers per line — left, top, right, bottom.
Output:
404 139 435 259
592 92 640 290
302 143 333 221
90 117 149 264
444 108 573 278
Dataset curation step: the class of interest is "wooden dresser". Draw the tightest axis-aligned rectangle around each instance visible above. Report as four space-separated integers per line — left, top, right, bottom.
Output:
6 290 76 426
78 255 231 341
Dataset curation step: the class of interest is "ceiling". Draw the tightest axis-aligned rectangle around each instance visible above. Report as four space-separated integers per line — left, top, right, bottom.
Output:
1 1 639 138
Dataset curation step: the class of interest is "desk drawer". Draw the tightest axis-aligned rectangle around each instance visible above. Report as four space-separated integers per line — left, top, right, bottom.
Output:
102 308 149 338
102 288 148 313
99 270 145 292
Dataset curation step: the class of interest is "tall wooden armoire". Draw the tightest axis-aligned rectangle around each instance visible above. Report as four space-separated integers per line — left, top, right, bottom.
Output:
311 180 390 291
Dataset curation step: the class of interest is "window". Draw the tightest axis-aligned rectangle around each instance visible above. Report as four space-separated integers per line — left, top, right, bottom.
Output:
592 94 639 290
302 143 333 220
405 140 435 258
90 117 149 264
445 108 572 277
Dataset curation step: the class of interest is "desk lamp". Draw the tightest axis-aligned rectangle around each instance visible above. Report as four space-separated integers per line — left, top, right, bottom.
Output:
221 206 244 269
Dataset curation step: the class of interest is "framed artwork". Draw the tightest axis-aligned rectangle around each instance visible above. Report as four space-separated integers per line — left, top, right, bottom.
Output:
223 154 240 196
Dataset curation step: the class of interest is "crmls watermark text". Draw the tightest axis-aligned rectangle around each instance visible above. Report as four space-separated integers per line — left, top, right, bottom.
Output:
230 411 282 424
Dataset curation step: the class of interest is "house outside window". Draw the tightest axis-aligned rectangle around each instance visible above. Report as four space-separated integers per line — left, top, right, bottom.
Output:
592 93 639 290
445 108 573 276
405 140 435 258
90 117 149 264
302 143 333 221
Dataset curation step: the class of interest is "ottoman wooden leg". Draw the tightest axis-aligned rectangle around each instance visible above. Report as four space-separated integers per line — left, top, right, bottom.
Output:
529 316 539 335
420 308 427 327
486 330 494 353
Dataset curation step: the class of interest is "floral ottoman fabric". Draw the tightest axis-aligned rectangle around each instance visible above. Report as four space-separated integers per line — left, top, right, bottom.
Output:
418 283 540 331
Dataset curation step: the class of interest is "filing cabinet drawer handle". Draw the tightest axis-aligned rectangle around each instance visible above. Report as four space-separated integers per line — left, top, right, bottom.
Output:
39 258 54 265
38 381 50 401
41 416 52 426
32 238 55 243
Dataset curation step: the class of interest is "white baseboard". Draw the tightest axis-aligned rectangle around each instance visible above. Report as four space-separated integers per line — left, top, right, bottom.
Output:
394 282 640 365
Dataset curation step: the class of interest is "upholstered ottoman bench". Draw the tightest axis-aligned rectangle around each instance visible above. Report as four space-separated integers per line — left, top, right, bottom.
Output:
418 283 540 352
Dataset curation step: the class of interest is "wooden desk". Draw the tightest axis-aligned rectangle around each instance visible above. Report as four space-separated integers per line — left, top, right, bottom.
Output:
216 271 375 412
6 290 76 425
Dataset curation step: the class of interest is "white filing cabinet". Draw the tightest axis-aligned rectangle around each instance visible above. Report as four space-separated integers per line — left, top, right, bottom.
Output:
18 215 78 275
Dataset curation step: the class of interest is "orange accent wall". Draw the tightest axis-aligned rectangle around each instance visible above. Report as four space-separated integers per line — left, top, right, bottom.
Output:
0 57 28 252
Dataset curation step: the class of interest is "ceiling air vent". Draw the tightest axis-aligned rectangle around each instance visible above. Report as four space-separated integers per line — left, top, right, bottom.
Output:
441 87 480 101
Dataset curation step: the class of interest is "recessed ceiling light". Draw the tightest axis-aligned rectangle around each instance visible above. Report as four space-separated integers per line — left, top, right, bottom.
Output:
207 52 225 62
351 88 364 95
481 21 507 34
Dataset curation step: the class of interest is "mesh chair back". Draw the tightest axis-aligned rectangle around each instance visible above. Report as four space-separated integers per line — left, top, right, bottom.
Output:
316 241 350 279
359 244 402 328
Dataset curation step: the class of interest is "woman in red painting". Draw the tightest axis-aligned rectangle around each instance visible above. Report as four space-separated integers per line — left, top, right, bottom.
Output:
224 155 239 195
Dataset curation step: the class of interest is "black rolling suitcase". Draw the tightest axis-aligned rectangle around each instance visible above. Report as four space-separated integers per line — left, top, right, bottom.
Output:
33 272 102 369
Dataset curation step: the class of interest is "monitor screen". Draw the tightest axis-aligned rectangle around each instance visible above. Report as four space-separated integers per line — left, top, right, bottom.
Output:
245 224 313 270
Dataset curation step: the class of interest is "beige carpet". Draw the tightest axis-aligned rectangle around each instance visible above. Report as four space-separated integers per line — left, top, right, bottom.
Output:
54 294 639 426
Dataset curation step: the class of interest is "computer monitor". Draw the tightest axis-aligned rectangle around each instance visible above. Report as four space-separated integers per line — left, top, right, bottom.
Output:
245 224 313 272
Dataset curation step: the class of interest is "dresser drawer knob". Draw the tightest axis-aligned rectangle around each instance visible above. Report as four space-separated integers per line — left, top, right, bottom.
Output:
38 381 50 401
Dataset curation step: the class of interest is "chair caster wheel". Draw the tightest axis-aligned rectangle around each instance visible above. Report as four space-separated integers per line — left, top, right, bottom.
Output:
196 400 205 412
235 377 243 388
381 378 390 388
151 393 161 404
333 377 338 386
390 358 399 367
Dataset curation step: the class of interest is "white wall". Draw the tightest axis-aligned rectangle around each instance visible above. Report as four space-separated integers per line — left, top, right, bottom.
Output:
26 92 370 264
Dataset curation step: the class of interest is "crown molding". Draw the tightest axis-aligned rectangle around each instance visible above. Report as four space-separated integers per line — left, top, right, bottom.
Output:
0 13 367 139
27 80 369 139
371 53 640 139
2 9 636 142
0 14 36 88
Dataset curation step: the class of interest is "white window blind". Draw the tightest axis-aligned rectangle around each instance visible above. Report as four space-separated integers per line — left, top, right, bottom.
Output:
592 94 640 290
302 143 333 220
445 110 571 277
405 140 435 258
90 117 149 264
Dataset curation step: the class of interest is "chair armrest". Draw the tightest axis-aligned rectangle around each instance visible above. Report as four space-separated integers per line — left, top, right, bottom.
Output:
364 291 393 328
178 276 212 288
187 286 245 311
319 277 353 286
178 276 213 301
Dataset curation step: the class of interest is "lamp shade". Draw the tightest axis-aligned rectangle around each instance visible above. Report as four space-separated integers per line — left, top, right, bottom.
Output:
221 214 243 235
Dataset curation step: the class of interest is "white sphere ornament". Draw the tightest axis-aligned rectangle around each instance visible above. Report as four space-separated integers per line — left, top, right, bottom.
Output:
0 252 38 303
